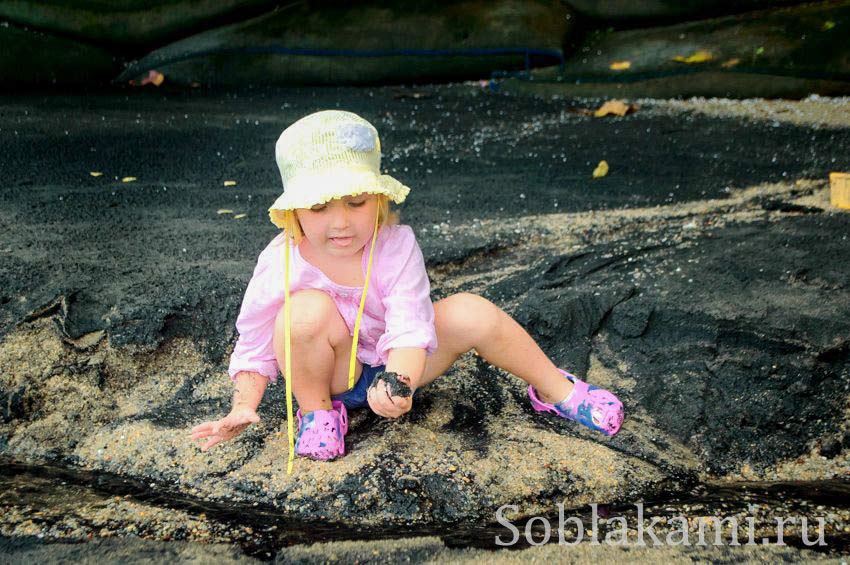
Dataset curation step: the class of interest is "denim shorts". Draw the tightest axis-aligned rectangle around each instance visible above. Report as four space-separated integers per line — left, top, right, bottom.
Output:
330 363 421 410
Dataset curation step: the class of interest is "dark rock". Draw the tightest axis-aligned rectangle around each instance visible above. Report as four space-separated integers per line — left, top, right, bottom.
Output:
0 0 277 47
118 0 574 86
609 295 653 338
0 384 26 422
501 1 850 98
819 436 841 458
0 533 257 562
513 285 634 376
0 23 117 85
600 216 850 473
565 0 805 23
760 199 823 213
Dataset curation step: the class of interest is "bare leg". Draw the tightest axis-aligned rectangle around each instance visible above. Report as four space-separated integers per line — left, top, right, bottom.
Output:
419 293 574 404
272 289 363 414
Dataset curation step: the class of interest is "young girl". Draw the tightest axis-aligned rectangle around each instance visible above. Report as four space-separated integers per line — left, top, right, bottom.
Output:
190 110 624 474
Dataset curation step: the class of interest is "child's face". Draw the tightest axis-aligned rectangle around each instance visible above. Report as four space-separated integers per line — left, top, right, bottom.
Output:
295 193 378 257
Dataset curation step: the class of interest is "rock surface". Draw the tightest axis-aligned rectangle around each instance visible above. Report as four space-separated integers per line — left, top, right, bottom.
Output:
118 0 572 86
502 1 850 99
565 0 806 23
0 23 117 85
0 0 277 47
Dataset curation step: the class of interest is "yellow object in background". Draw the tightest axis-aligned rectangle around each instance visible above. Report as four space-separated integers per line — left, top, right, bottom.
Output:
830 172 850 209
672 50 713 64
593 160 609 178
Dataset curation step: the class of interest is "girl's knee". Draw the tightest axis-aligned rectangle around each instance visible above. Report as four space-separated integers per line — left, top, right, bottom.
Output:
274 289 338 341
437 292 499 347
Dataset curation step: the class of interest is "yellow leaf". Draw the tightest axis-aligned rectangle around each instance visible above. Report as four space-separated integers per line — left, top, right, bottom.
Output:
233 213 247 219
609 61 631 70
822 20 835 31
721 58 741 68
89 171 103 177
121 176 137 183
592 160 609 178
223 180 237 187
594 100 636 118
216 209 234 215
672 50 713 64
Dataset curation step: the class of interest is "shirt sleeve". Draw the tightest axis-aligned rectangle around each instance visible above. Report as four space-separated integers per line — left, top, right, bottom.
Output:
375 225 438 365
227 242 283 384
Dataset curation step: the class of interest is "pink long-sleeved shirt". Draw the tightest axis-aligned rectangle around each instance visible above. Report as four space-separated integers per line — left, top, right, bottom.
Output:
227 224 437 384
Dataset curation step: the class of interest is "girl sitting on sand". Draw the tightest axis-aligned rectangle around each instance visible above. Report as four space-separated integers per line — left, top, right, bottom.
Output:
190 110 624 473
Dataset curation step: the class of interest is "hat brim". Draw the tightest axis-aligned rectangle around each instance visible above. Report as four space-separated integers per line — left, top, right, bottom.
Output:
268 169 410 228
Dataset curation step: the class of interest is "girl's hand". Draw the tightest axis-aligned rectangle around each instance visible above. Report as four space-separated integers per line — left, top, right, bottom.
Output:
188 408 260 451
367 372 414 418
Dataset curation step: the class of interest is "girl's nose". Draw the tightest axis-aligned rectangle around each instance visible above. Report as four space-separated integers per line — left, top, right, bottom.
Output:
329 208 350 227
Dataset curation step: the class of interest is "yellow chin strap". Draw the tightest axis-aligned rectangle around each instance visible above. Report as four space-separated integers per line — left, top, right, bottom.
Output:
283 205 380 474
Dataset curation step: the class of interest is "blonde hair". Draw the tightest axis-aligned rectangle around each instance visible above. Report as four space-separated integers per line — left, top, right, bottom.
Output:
278 193 399 246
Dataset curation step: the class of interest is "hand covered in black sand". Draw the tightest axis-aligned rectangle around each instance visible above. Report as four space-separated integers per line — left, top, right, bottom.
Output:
367 370 414 418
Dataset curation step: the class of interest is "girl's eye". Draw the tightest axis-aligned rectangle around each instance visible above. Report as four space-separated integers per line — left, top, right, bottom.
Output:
310 199 365 211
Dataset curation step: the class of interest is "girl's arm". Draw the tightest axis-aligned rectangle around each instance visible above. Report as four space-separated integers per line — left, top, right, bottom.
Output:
232 371 269 411
385 347 426 388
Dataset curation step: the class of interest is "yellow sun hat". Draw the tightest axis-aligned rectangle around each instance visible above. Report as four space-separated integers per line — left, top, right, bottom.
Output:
269 109 411 223
270 110 411 474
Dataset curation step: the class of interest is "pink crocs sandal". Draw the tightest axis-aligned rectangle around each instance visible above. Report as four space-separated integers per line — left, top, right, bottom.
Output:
528 369 624 436
295 400 349 460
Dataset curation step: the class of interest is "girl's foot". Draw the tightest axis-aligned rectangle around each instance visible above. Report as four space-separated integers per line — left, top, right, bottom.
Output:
528 369 624 436
295 400 348 460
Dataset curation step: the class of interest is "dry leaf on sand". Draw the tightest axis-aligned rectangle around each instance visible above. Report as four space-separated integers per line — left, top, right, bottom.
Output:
594 100 637 118
593 160 609 178
672 50 713 64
